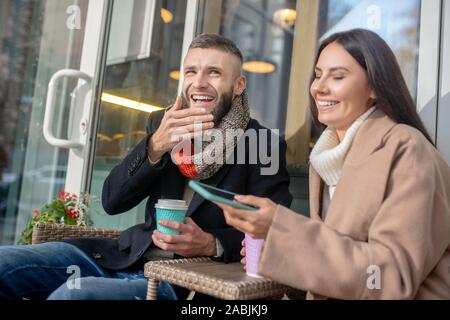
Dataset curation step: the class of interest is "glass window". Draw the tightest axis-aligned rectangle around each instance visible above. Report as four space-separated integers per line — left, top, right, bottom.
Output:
0 0 92 244
296 0 421 163
197 0 297 135
319 0 421 99
195 0 423 216
89 0 188 229
197 0 421 165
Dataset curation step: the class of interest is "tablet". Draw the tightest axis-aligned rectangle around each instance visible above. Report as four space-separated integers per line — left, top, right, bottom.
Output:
188 180 257 211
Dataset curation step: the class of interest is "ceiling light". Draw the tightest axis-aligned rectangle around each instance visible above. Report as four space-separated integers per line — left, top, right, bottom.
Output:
243 60 276 74
160 8 173 24
273 8 297 28
169 70 180 80
101 93 164 113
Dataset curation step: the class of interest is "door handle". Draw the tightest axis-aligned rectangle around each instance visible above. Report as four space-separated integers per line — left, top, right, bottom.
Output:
43 69 92 149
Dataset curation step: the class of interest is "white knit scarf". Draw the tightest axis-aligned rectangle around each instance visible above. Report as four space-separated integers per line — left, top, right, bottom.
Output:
310 107 376 187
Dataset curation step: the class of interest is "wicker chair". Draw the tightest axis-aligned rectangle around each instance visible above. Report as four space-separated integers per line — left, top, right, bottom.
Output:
31 221 121 244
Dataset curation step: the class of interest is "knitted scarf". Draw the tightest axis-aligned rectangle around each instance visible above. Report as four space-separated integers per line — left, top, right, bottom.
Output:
310 106 376 187
172 90 250 180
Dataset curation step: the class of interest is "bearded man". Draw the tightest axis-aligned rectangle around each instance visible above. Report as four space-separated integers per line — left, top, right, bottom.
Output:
0 34 292 300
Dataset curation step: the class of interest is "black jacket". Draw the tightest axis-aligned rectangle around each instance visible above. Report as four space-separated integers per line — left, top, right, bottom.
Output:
66 110 292 270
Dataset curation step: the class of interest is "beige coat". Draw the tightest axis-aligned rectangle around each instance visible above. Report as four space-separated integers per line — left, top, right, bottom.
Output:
259 110 450 299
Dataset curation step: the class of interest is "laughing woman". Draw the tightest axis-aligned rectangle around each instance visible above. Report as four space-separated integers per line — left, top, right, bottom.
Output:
214 29 450 300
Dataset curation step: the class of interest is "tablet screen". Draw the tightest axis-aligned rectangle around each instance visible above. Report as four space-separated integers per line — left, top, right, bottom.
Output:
189 180 258 211
196 182 238 201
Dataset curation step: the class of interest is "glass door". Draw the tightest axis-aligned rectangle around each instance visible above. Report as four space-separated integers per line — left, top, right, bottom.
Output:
0 0 111 244
84 0 193 230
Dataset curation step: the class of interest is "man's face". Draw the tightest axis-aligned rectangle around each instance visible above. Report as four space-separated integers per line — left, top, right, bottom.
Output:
182 48 245 124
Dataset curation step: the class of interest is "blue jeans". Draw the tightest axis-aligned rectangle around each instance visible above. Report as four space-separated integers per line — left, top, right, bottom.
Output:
0 242 177 300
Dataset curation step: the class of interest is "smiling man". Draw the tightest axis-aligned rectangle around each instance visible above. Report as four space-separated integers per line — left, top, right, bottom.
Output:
0 34 292 301
182 42 243 125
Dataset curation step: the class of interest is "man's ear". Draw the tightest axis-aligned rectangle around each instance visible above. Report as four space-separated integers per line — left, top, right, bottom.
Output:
234 75 246 96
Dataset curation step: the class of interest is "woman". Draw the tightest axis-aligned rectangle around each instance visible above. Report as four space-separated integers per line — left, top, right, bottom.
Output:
214 29 450 299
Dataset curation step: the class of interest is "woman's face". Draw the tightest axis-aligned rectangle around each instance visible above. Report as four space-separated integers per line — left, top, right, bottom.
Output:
310 42 376 134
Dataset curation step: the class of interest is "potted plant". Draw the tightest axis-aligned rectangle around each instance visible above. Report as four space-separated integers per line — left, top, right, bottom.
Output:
18 192 94 245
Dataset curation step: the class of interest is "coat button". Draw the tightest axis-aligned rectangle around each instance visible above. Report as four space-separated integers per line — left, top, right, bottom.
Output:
92 252 102 259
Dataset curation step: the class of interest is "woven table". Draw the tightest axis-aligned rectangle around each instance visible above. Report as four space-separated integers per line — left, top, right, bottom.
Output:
144 257 296 300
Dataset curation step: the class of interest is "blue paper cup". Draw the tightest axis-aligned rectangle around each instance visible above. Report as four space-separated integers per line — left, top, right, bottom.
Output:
155 199 188 235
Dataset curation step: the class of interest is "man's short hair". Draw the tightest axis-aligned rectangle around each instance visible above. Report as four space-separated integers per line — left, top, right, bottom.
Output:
189 34 243 64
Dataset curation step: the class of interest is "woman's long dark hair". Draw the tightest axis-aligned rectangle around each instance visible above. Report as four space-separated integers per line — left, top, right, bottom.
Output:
309 28 434 145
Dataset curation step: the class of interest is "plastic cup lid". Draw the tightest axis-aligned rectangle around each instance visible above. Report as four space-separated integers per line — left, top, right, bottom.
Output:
155 199 188 210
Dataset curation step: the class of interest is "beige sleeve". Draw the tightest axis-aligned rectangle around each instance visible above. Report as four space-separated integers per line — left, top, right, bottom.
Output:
258 169 449 299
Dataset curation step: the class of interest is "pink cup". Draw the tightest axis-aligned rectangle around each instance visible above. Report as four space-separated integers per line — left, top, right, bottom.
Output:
245 233 265 278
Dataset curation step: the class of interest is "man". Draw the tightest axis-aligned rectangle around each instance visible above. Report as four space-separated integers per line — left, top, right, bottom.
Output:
0 34 292 300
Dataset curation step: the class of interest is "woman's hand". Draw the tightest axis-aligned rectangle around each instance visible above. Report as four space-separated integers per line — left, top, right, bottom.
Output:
213 195 277 239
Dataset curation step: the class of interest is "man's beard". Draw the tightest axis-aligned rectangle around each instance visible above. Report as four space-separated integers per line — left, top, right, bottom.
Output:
211 91 233 125
182 90 234 126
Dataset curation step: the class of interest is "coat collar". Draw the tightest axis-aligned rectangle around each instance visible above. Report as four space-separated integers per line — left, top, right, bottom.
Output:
309 109 397 221
344 109 397 164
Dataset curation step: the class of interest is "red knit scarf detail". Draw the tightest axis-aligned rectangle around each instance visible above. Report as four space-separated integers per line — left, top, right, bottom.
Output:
172 144 199 178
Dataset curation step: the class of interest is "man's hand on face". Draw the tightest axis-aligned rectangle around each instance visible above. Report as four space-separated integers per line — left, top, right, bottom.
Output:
147 96 214 162
152 217 217 257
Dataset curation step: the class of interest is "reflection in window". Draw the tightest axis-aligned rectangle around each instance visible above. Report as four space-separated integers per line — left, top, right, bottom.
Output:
96 0 187 161
319 0 421 97
0 0 88 244
198 0 297 135
90 0 187 230
303 0 421 145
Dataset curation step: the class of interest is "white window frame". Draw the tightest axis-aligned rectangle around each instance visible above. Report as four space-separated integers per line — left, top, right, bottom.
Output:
56 0 113 193
417 0 443 143
437 0 450 161
80 0 199 195
177 0 200 95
